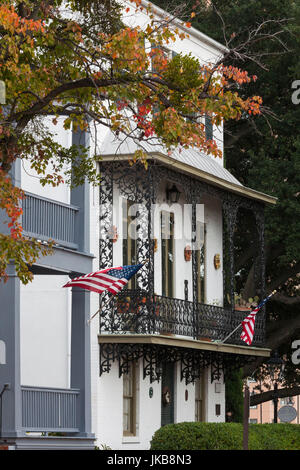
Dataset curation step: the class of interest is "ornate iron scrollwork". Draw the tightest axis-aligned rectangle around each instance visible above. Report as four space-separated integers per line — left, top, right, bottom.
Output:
98 159 266 348
99 342 259 387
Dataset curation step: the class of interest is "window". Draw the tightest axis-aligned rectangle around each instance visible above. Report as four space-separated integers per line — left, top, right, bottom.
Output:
195 376 204 422
280 397 294 405
196 221 206 303
161 211 174 298
205 114 213 141
250 391 257 409
249 418 258 424
123 199 137 289
123 362 137 436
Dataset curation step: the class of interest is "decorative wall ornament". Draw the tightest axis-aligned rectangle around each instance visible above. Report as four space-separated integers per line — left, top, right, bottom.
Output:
184 245 192 262
162 386 171 405
99 342 258 385
214 254 221 269
108 225 118 243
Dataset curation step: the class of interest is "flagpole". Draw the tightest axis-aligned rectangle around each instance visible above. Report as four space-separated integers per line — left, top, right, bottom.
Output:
87 295 111 325
86 259 149 325
217 290 277 344
218 323 243 344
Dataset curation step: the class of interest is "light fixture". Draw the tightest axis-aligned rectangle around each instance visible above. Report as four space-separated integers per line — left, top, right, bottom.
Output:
155 362 163 379
166 184 181 203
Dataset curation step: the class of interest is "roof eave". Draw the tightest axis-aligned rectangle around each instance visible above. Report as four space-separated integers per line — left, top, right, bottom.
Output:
96 152 277 206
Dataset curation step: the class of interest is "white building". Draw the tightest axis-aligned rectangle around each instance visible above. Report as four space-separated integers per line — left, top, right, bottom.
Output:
0 1 275 450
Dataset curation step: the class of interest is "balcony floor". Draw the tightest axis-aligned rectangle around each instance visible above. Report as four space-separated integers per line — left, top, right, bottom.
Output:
98 333 271 358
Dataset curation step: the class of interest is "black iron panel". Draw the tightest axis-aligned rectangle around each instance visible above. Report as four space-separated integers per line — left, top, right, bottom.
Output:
98 161 266 345
99 342 263 384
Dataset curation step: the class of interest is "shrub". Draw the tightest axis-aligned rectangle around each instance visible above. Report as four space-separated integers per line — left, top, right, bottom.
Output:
225 368 244 423
150 422 300 450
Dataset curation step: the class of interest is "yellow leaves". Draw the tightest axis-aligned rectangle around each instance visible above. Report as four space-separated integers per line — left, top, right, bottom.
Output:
130 149 148 169
146 24 153 35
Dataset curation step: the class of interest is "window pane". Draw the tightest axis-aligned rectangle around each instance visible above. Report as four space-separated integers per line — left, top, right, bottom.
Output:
123 362 136 435
123 398 132 433
123 199 137 289
196 222 206 303
205 114 213 140
161 211 174 298
195 377 204 422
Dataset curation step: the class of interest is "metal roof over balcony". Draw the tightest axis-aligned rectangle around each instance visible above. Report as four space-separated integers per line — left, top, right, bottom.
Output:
97 131 277 206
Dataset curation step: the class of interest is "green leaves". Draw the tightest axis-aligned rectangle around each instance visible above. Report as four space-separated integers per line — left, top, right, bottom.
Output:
0 0 265 283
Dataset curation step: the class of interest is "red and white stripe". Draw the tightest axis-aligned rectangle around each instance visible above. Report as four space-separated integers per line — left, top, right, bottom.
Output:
63 268 128 295
240 308 259 345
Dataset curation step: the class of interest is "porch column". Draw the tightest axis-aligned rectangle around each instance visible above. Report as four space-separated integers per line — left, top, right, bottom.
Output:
0 160 24 438
70 286 93 437
191 190 198 339
71 128 90 253
222 199 239 313
70 127 93 437
0 265 24 438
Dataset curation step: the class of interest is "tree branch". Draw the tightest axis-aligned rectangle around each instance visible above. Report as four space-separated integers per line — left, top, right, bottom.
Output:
250 385 300 406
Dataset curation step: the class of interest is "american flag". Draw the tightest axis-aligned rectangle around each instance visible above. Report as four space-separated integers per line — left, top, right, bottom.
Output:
63 263 144 295
240 292 276 345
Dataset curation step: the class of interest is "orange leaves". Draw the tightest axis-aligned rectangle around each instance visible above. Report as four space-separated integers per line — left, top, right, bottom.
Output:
222 65 252 85
0 169 24 240
243 96 263 115
0 4 44 35
103 27 148 73
222 65 258 87
220 65 262 116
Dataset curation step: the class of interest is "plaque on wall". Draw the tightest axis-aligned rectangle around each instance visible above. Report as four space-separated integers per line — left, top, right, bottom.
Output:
278 405 297 423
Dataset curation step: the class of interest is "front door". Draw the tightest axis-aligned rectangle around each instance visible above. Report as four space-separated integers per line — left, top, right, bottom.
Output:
161 362 174 426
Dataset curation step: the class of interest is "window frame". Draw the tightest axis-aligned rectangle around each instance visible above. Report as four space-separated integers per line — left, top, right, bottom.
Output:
123 361 137 436
122 198 138 289
196 221 206 304
161 210 175 298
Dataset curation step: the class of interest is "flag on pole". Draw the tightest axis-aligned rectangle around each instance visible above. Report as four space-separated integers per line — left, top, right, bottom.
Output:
63 263 144 295
240 291 276 345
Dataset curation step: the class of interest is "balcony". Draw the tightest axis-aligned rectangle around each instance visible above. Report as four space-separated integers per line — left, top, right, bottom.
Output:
22 192 79 250
21 386 80 434
99 289 265 347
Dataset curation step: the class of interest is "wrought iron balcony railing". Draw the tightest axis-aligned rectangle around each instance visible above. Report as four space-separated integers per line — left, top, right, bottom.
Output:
22 192 79 250
99 289 265 346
